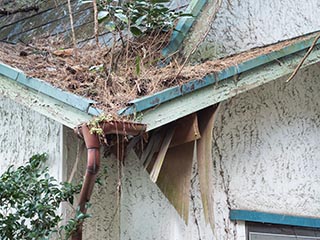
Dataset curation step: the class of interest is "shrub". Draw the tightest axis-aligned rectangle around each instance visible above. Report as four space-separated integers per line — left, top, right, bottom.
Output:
0 154 84 240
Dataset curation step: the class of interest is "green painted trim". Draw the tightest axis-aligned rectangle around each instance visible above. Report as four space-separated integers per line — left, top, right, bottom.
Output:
0 74 92 128
162 0 207 57
0 62 101 115
140 45 320 131
230 210 320 228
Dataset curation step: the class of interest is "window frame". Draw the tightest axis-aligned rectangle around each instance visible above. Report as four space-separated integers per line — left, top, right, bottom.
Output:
246 222 320 240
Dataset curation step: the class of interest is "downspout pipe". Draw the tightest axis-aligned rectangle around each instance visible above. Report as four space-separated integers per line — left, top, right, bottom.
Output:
72 123 100 240
72 121 146 240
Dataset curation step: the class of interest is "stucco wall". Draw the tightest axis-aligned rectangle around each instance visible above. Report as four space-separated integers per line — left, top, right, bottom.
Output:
121 149 215 240
212 64 320 239
183 0 320 62
0 96 62 180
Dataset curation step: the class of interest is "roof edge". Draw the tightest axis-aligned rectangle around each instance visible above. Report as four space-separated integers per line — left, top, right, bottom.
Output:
119 33 320 116
162 0 207 57
140 44 320 131
0 62 103 116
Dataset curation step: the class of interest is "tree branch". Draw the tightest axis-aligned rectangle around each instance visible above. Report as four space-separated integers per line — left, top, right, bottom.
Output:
286 33 320 82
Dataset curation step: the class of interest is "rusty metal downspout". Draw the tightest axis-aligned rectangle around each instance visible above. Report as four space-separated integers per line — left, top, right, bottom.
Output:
72 121 146 240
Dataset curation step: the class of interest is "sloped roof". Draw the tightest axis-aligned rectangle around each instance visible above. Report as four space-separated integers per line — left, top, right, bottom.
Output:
1 1 320 130
1 32 320 130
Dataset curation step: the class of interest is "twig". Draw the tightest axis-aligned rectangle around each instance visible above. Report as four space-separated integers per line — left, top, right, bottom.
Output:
0 6 39 15
175 0 222 79
286 33 320 82
67 0 78 58
93 0 100 47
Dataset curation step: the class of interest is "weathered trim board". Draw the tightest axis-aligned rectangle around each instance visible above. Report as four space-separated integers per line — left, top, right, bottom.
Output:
0 74 92 128
230 210 320 228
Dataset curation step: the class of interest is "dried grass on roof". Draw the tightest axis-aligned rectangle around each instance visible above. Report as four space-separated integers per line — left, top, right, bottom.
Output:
0 33 310 115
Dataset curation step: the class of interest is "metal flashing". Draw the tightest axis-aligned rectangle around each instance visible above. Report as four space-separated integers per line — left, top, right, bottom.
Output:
0 74 93 128
137 44 320 131
0 62 100 114
230 210 320 228
162 0 207 57
119 34 320 117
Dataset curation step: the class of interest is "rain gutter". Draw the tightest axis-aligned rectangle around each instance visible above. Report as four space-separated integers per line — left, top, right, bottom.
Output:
119 33 320 117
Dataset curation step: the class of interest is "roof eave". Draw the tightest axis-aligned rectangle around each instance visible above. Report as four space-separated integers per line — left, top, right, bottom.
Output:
123 40 320 131
0 67 99 128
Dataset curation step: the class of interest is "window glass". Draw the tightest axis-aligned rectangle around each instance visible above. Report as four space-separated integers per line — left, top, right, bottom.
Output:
250 232 320 240
247 222 320 240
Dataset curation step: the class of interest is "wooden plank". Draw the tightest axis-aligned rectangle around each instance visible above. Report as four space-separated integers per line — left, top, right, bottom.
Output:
142 130 165 169
156 141 195 224
197 104 219 232
139 45 320 131
170 113 200 148
149 125 176 182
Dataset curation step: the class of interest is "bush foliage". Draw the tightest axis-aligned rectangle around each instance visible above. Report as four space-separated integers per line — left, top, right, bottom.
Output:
0 154 83 240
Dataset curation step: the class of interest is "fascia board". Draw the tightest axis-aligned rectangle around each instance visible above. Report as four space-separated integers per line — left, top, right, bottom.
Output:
0 74 93 128
139 45 320 131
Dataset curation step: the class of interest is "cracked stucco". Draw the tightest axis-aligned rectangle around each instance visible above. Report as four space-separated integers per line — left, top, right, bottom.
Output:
121 150 214 240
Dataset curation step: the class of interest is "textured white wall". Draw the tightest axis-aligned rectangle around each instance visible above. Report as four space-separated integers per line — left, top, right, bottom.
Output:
0 96 62 180
184 0 320 62
212 64 320 239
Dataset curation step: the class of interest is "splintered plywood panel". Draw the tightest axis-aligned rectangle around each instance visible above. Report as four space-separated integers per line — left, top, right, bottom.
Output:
197 104 219 232
149 126 176 182
156 141 195 224
170 113 201 148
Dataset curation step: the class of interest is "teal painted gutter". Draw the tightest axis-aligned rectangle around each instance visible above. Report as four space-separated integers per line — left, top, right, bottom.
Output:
0 62 102 115
162 0 207 57
230 209 320 228
119 34 320 116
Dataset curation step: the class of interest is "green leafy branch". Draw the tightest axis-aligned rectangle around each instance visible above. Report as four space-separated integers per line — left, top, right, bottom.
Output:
0 154 86 240
95 0 191 37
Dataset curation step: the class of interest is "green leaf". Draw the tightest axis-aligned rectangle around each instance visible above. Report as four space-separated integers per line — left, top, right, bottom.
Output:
150 0 170 3
80 0 93 4
130 26 143 36
98 10 109 22
105 21 116 32
135 55 141 76
114 13 129 24
134 15 146 26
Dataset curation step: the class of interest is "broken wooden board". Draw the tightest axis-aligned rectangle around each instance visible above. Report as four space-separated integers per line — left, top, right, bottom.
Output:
196 104 219 232
156 141 195 224
170 113 201 148
149 125 176 182
143 130 165 170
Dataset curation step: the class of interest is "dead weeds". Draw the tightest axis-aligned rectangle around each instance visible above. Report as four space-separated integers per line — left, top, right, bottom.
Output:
0 33 311 115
